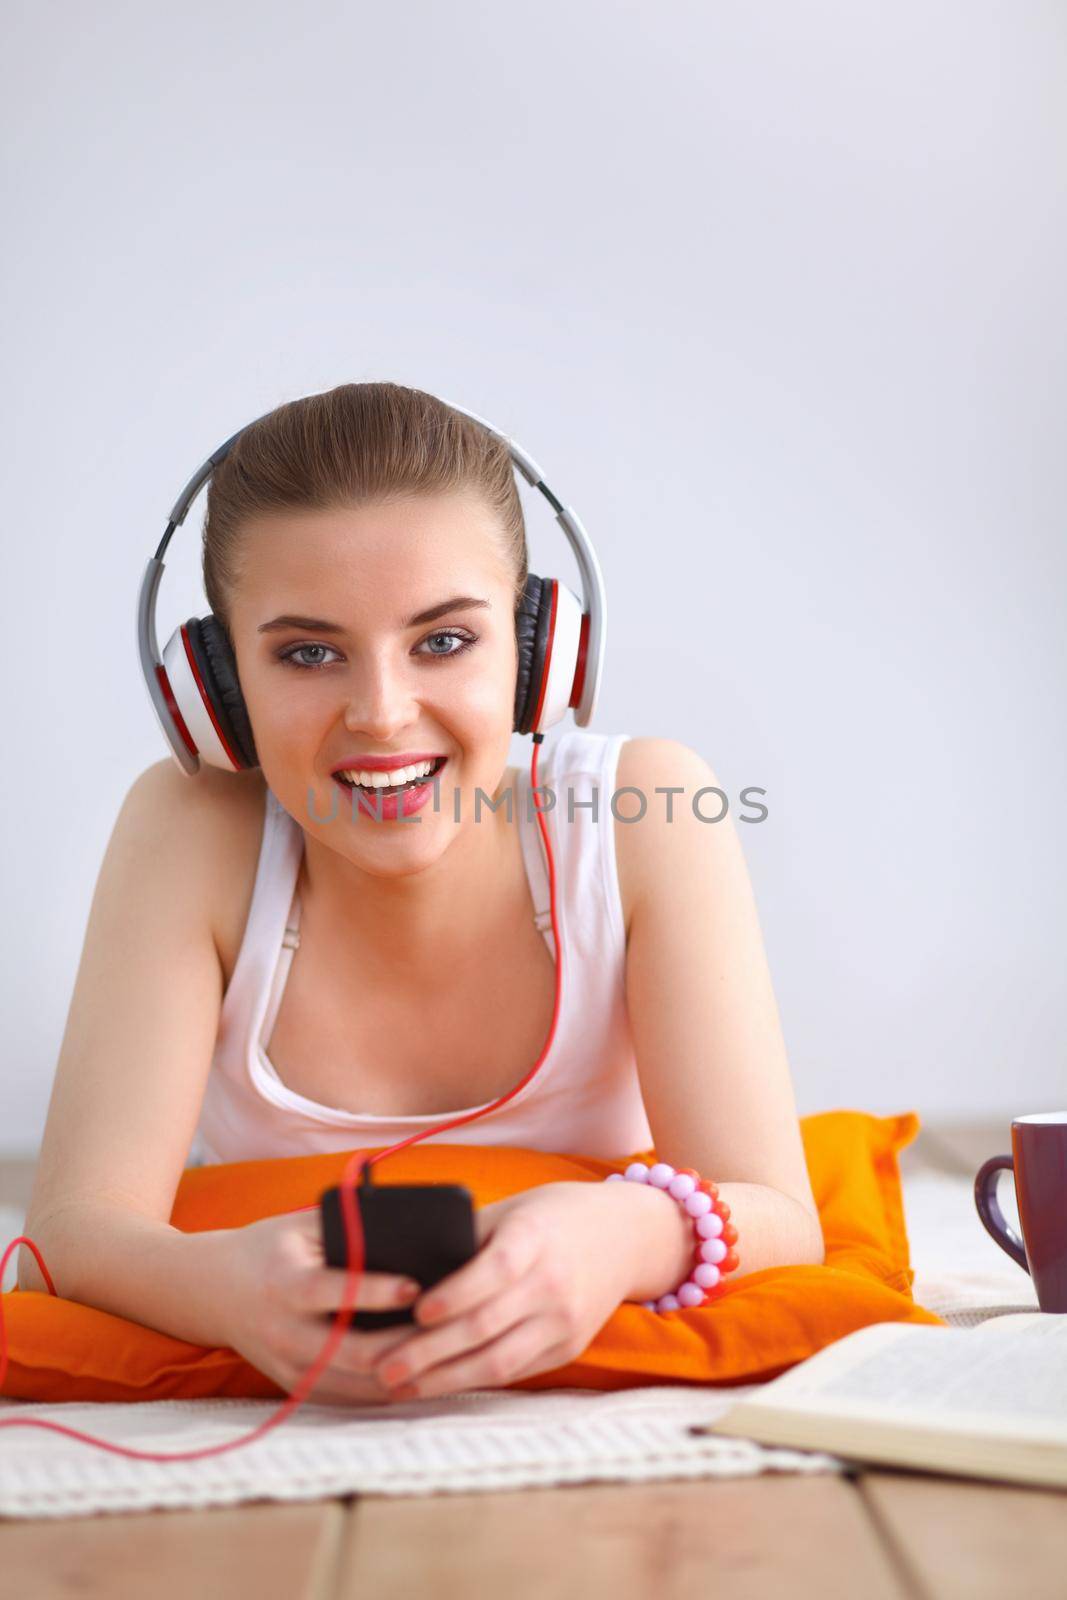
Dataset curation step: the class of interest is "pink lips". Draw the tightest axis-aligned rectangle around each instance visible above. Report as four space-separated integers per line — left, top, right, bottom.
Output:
330 752 445 775
331 758 446 822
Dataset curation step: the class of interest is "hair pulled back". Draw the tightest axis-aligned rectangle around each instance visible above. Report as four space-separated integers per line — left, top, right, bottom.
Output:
202 382 528 640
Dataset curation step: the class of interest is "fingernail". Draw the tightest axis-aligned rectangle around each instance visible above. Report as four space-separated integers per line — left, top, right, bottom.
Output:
419 1297 444 1322
381 1360 410 1386
395 1280 420 1303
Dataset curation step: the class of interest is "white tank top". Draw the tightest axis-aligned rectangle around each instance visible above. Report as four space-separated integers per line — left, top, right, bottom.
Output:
190 728 654 1164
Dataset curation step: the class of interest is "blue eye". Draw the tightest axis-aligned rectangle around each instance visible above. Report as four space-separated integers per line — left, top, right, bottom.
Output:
415 629 476 660
278 643 344 670
277 630 477 671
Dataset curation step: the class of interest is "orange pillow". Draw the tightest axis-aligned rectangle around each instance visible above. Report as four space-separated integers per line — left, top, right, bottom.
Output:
1 1110 947 1401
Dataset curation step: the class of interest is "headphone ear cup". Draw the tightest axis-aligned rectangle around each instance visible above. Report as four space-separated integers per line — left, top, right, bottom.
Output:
514 573 552 735
183 616 259 770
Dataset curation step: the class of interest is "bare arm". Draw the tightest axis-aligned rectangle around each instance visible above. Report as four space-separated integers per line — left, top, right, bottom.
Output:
17 765 462 1400
18 760 242 1336
622 1180 824 1304
19 1200 240 1348
616 737 825 1285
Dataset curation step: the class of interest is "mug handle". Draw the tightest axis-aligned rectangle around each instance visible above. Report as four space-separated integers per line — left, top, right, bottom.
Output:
974 1155 1029 1273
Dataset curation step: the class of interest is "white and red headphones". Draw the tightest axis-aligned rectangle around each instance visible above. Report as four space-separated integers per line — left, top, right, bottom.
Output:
136 395 607 773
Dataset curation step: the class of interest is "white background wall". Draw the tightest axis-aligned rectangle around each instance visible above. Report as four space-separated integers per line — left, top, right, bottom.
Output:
2 1 1064 1151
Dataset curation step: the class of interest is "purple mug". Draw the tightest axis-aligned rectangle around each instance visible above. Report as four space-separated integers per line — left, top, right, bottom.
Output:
974 1112 1067 1313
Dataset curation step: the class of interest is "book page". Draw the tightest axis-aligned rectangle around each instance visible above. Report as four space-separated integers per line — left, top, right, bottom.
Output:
736 1314 1067 1439
817 1318 1066 1425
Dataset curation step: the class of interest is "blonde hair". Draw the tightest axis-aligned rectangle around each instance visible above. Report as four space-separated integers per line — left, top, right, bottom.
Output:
202 381 528 638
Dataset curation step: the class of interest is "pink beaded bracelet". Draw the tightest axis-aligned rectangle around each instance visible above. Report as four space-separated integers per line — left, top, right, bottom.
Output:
605 1161 741 1312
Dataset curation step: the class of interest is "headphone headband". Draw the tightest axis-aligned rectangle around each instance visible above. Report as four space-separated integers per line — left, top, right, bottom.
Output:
137 395 606 775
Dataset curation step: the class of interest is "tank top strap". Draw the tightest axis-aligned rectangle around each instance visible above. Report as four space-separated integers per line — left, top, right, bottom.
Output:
516 728 631 965
219 786 304 1021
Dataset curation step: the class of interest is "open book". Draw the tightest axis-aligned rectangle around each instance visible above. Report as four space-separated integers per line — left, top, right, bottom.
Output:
696 1313 1067 1490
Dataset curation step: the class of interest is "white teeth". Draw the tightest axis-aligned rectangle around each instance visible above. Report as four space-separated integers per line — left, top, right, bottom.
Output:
336 758 441 788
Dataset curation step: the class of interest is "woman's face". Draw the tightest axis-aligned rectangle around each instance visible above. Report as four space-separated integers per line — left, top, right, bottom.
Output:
226 490 520 875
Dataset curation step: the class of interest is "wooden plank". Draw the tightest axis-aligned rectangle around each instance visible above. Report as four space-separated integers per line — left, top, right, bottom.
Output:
861 1469 1067 1600
338 1475 915 1600
0 1499 346 1600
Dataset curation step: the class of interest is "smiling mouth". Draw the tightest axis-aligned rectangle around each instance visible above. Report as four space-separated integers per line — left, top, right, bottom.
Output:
332 756 448 797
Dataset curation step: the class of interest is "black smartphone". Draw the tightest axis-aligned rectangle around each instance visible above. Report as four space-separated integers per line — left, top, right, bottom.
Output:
319 1180 478 1329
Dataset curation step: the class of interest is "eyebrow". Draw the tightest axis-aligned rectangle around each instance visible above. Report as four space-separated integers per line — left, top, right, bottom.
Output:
257 596 492 634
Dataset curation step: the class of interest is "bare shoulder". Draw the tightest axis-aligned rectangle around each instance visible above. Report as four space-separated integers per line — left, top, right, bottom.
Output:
612 737 722 939
125 758 266 975
614 735 715 787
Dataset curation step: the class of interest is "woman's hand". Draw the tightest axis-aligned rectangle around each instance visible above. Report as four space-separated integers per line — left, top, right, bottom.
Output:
215 1208 425 1405
369 1180 638 1401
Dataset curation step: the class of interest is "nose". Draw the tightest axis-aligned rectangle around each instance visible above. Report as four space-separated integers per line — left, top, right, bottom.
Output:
341 652 420 742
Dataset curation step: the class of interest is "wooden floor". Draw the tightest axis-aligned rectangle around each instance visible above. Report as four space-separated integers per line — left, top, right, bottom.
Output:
2 1119 1065 1600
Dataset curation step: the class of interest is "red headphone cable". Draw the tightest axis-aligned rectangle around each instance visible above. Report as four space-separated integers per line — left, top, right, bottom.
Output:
0 734 561 1460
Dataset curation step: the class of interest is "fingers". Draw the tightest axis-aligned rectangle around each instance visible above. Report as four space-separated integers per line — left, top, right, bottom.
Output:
382 1312 559 1401
255 1206 551 1405
375 1278 533 1392
260 1211 420 1315
282 1313 420 1397
281 1353 392 1408
302 1264 421 1315
279 1209 422 1315
412 1210 542 1329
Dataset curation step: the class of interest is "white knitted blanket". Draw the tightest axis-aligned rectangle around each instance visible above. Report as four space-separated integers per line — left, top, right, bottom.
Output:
0 1383 844 1518
0 1169 1037 1518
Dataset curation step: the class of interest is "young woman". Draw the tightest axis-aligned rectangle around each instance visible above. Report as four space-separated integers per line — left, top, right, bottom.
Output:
19 382 823 1405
